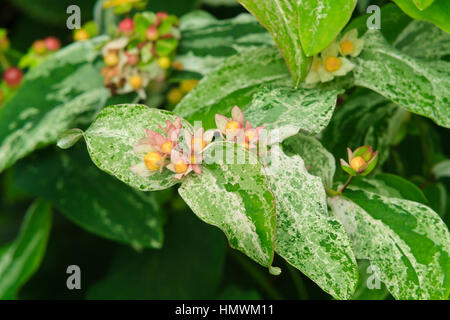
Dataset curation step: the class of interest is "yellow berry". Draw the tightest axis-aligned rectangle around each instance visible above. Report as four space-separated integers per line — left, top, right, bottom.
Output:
324 57 341 72
225 121 240 134
245 130 255 142
167 88 183 105
191 137 206 152
174 160 188 173
180 80 199 94
161 141 173 154
144 152 162 171
340 40 354 55
158 56 171 69
129 75 143 90
105 52 119 66
350 156 366 171
74 29 90 41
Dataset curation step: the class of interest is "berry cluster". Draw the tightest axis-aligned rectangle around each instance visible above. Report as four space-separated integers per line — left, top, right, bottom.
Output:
131 106 265 180
101 11 181 99
18 36 61 69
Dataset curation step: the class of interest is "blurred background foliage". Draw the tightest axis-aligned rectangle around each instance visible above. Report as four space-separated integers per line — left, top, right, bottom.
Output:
0 0 449 300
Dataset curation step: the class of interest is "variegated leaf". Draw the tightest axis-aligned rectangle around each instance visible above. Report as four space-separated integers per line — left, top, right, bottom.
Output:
267 146 358 299
179 142 276 268
354 31 450 128
83 104 192 191
282 134 335 188
0 36 111 173
238 0 309 86
178 11 274 77
328 189 450 300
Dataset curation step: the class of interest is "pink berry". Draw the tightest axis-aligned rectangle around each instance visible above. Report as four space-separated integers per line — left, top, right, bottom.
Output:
44 37 61 51
3 67 23 88
146 26 159 41
125 52 139 65
33 40 47 54
155 12 169 26
119 18 134 35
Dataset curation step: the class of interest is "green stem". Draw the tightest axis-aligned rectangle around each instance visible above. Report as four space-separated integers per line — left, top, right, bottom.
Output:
0 52 10 70
338 175 354 194
286 262 309 300
230 250 283 300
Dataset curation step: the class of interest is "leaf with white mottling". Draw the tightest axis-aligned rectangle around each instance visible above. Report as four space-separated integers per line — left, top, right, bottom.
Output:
14 146 164 249
282 134 335 188
244 85 342 143
394 20 450 60
354 31 450 128
328 189 450 299
238 0 309 86
298 0 357 56
57 128 84 149
179 142 276 268
0 36 111 173
0 200 52 299
267 146 358 299
84 104 192 191
178 12 274 77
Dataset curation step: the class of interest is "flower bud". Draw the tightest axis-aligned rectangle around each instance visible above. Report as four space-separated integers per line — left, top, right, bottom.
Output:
340 146 378 176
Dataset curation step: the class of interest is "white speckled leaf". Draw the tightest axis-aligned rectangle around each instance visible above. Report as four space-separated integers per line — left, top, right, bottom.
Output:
0 200 51 299
282 134 335 188
354 30 450 128
238 0 309 86
394 20 450 60
174 46 292 129
0 36 111 173
14 146 164 249
179 142 276 268
84 104 192 191
267 146 358 299
328 190 450 299
244 85 342 143
298 0 357 56
178 12 274 77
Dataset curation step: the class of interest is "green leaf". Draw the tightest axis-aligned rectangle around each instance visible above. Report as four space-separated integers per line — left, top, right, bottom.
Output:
175 47 339 141
423 183 447 217
14 146 164 249
394 20 450 60
322 91 408 169
298 0 357 56
282 134 335 188
329 189 450 299
83 104 192 191
352 260 390 300
350 173 429 205
177 12 274 77
155 38 178 57
393 0 450 33
0 200 52 299
412 0 435 11
179 142 276 268
354 31 450 128
238 0 309 86
87 208 226 299
432 160 450 179
267 146 358 299
57 129 84 149
134 12 156 40
0 36 110 173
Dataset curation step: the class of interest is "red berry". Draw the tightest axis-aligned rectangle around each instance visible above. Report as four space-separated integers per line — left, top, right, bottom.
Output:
125 52 139 65
119 18 134 35
33 40 47 54
155 12 169 26
44 37 61 51
3 67 23 88
146 26 159 41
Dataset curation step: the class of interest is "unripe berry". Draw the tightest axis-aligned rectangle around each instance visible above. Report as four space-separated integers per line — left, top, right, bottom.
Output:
0 36 10 51
119 18 134 35
44 37 61 51
350 156 366 171
157 56 171 69
104 52 119 66
129 75 143 90
33 40 47 54
144 152 162 171
180 80 198 94
146 26 159 41
74 29 90 41
3 67 23 88
167 88 183 105
155 12 169 25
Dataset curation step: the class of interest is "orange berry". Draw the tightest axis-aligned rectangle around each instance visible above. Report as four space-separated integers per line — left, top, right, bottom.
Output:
340 40 354 55
74 29 90 41
161 141 173 154
144 152 162 171
129 75 143 90
174 160 188 173
324 57 341 72
350 156 366 171
225 121 240 134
